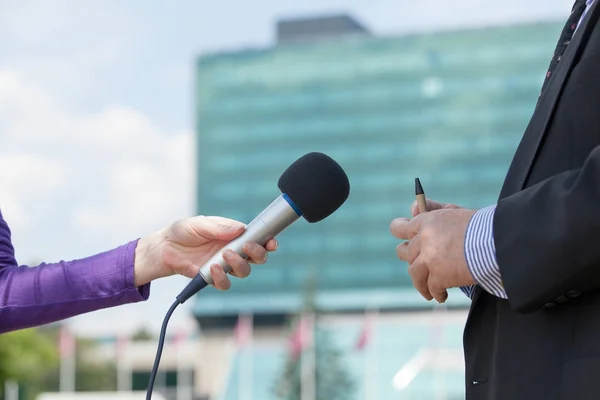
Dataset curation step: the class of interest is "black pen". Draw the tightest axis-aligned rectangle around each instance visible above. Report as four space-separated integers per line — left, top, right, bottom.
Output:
415 177 428 213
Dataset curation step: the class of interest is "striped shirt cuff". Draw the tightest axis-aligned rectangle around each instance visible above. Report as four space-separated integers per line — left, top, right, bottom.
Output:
464 205 508 299
460 285 476 299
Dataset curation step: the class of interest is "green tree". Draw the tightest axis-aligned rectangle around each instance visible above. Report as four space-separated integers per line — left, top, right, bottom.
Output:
273 271 355 400
0 327 58 400
0 328 58 385
132 326 154 341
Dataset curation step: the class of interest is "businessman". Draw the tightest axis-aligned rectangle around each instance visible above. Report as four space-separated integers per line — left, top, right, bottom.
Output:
391 0 600 398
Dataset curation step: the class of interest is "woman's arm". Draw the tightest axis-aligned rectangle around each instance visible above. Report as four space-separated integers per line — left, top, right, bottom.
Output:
0 239 150 333
0 208 276 333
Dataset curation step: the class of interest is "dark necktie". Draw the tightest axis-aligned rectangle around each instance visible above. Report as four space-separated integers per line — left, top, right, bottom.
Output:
540 0 588 94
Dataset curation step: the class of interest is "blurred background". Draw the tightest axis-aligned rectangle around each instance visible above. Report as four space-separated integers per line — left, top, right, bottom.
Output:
0 0 575 399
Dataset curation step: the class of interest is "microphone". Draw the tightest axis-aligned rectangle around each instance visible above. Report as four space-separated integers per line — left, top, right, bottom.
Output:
175 152 350 304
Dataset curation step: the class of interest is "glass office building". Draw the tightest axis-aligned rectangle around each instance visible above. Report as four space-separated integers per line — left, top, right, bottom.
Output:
193 17 562 320
189 15 565 400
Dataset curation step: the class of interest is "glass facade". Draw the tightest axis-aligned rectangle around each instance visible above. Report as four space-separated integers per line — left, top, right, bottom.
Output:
194 21 562 317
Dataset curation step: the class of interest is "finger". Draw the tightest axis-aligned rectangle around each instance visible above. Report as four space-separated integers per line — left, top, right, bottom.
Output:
392 215 427 240
189 216 246 241
178 262 201 279
410 199 448 216
429 280 449 304
265 238 278 252
436 290 449 304
390 218 411 240
396 237 421 264
443 204 460 209
407 234 421 264
243 242 268 265
223 249 252 278
408 258 433 301
210 264 231 290
396 242 409 262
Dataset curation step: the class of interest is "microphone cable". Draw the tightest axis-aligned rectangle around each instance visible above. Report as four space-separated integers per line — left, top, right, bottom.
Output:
145 300 179 400
146 275 209 399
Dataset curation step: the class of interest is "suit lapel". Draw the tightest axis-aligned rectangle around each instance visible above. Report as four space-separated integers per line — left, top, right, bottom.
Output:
500 1 600 197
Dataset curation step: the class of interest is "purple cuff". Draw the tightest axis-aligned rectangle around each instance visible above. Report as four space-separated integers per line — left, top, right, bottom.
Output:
124 239 151 301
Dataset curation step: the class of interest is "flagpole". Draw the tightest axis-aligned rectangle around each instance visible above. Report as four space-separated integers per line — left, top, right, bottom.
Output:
364 308 379 400
4 380 18 400
300 311 316 400
59 326 76 392
433 304 447 400
238 313 253 400
176 328 192 400
116 334 132 392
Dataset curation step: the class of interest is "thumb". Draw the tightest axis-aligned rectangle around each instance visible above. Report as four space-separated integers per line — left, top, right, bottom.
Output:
443 204 460 209
410 199 448 216
190 216 246 240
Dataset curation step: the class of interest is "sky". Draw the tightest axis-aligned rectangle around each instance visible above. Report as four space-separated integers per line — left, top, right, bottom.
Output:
0 0 572 336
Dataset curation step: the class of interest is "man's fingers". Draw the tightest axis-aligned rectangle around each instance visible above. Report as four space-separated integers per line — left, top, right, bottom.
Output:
396 242 409 262
443 204 460 210
410 199 448 216
408 258 433 301
391 214 430 240
429 281 449 303
390 218 410 239
391 217 422 240
437 290 449 303
396 236 421 264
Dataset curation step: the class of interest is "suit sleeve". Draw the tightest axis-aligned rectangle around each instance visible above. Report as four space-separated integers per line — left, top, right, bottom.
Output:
494 145 600 313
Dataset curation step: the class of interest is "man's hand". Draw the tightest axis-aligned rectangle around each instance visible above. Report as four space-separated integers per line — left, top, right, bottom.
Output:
410 198 460 217
391 202 477 303
134 216 278 290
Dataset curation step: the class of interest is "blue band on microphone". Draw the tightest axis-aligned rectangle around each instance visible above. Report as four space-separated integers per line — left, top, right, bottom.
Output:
283 193 302 216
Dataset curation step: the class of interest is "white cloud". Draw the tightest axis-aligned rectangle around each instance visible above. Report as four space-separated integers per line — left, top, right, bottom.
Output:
0 69 195 239
0 68 195 333
0 154 67 231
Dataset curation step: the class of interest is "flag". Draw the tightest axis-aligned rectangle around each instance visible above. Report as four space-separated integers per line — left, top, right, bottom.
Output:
235 314 254 400
58 325 76 392
355 312 373 351
116 333 131 392
289 313 313 360
234 313 253 348
59 325 75 359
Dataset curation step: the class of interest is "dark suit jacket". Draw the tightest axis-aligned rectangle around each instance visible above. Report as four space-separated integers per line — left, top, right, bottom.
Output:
464 3 600 399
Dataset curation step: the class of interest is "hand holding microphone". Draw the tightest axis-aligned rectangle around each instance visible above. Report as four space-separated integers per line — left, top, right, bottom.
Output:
133 216 279 290
176 152 351 303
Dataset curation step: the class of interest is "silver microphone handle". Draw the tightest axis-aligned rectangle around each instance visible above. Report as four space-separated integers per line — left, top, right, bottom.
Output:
198 195 301 284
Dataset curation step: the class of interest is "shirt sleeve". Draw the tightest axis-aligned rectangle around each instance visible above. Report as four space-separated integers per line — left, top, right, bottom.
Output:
463 205 508 299
0 240 151 333
459 285 476 299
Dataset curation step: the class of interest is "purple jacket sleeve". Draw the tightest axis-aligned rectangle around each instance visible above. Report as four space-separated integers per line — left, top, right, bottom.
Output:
0 210 150 333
